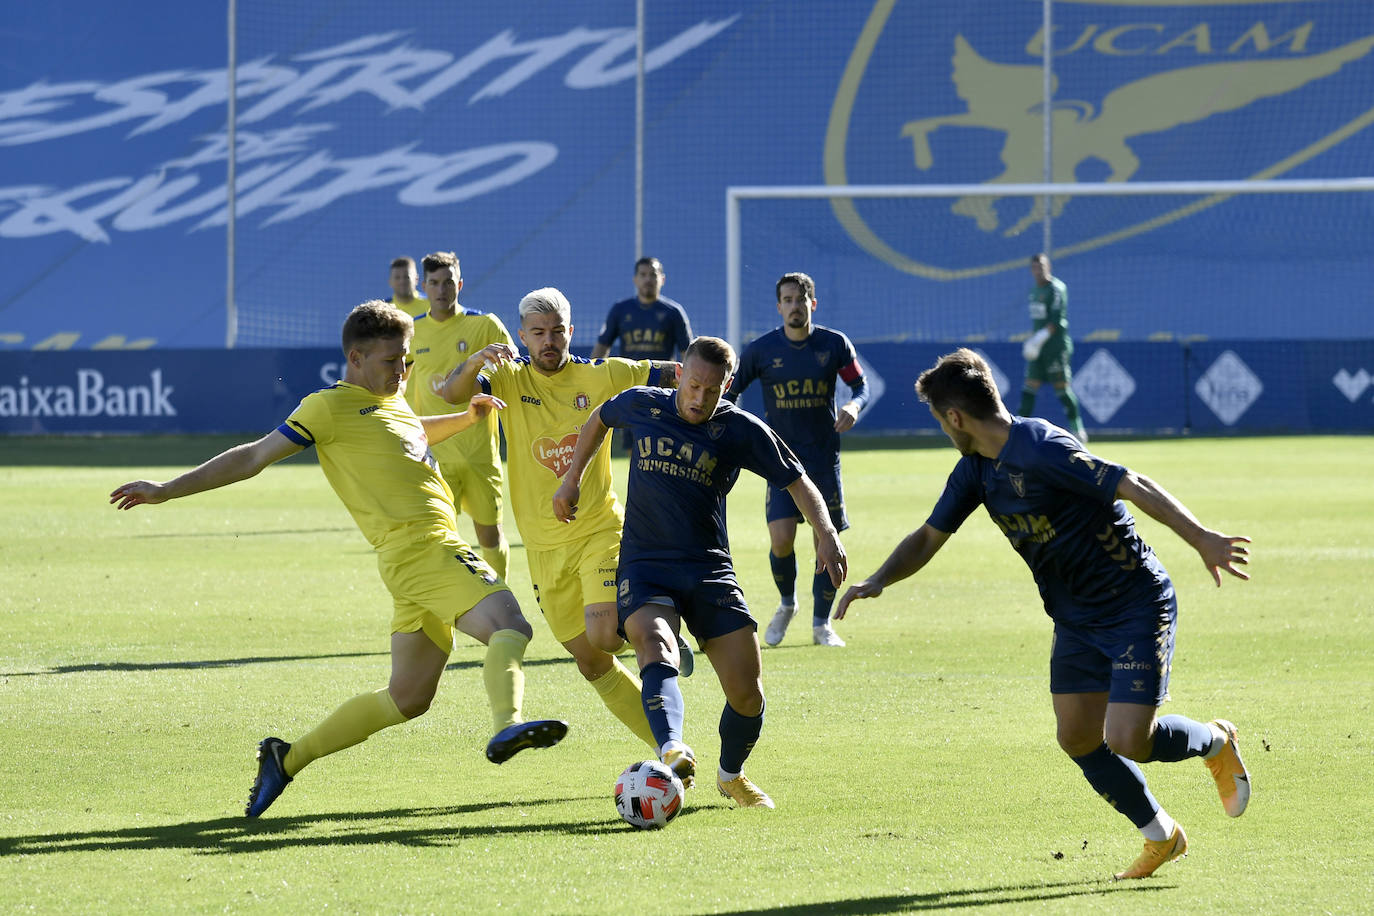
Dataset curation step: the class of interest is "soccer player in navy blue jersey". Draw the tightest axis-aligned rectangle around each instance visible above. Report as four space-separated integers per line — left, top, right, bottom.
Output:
837 348 1252 880
728 272 869 648
554 337 847 809
590 257 693 362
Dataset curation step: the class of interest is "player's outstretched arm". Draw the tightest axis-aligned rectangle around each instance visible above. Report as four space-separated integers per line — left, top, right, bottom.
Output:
835 523 951 619
785 475 847 586
439 342 518 405
1116 469 1250 586
420 394 506 446
109 430 303 510
552 406 609 523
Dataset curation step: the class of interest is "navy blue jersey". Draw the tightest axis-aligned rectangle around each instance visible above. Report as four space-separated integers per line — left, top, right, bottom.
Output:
596 296 692 360
729 326 867 466
926 418 1169 624
600 387 803 567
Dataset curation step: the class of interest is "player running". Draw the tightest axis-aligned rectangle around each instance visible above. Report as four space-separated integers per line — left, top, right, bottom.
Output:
728 271 869 647
111 301 566 818
554 336 846 808
440 287 683 752
837 348 1251 879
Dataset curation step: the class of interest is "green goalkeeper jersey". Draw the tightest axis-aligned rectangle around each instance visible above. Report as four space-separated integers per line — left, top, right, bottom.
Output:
1028 276 1071 358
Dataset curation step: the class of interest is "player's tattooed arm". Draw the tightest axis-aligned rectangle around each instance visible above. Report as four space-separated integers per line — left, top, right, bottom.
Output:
439 342 518 404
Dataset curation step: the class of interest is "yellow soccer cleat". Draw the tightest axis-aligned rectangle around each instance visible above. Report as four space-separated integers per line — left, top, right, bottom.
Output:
717 773 775 809
1114 824 1188 880
660 745 696 790
1204 718 1251 817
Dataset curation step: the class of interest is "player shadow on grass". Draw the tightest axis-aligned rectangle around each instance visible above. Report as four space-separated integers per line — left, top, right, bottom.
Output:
3 652 574 678
0 797 698 856
714 880 1172 913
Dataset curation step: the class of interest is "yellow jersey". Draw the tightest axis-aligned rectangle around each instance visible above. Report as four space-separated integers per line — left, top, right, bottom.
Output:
279 381 459 549
481 356 652 551
389 296 428 316
405 307 514 468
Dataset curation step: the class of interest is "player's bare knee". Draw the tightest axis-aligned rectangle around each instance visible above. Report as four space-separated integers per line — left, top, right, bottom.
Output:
1056 728 1102 757
389 683 437 719
727 686 764 718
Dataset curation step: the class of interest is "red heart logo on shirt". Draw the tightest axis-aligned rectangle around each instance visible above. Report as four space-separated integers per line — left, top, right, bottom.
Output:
533 433 579 477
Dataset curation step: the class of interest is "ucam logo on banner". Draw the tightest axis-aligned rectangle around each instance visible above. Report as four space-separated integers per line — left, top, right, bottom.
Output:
3 0 1373 356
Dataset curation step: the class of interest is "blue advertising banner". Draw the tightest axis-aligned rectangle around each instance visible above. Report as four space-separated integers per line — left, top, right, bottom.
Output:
5 341 1368 436
2 1 1372 355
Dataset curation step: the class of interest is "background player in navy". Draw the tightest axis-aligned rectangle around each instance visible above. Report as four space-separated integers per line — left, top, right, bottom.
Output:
553 337 846 809
590 256 694 453
836 348 1251 880
590 256 693 362
729 272 868 648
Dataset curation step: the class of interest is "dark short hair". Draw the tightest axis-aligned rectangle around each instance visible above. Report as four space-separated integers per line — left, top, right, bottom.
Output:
1030 253 1050 267
634 256 663 274
390 256 416 271
775 271 815 303
683 336 737 375
341 300 413 355
915 348 1002 420
422 251 460 277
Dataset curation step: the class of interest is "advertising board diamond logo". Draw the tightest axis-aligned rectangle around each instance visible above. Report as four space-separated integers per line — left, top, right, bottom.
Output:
1072 349 1136 423
1196 350 1263 425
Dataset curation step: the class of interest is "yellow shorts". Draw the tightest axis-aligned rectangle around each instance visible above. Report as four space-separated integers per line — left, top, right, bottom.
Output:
439 457 503 527
526 526 621 644
379 530 509 651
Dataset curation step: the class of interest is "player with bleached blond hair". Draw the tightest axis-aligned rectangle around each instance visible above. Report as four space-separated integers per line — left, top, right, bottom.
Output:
441 286 686 753
111 300 566 818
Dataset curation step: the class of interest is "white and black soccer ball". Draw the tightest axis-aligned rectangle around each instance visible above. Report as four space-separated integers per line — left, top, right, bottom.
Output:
614 760 684 829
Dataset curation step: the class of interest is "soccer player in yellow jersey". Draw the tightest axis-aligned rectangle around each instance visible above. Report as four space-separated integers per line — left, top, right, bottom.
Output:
405 251 514 580
110 301 567 818
386 256 427 313
441 287 680 752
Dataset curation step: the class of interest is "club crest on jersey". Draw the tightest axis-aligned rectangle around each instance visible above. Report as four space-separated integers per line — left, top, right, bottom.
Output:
706 421 725 440
816 351 831 366
573 392 590 410
456 340 468 352
1009 471 1025 497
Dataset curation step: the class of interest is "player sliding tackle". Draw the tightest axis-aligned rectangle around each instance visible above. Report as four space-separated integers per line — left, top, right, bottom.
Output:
110 300 567 818
554 336 846 808
837 348 1251 879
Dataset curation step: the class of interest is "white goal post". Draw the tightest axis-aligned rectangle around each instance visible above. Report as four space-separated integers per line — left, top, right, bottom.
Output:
724 177 1374 351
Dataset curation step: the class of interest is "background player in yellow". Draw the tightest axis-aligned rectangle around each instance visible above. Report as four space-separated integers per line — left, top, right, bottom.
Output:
110 301 566 819
405 250 514 580
386 255 427 313
442 287 681 751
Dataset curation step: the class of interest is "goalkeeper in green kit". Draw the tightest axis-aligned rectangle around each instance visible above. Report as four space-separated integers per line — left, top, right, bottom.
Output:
1020 253 1088 442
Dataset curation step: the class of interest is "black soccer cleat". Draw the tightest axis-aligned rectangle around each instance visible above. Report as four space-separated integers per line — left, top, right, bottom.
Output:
485 719 569 764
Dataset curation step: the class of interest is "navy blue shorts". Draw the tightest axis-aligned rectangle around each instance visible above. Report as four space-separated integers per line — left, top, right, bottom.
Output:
1049 585 1178 706
616 560 755 642
764 462 849 531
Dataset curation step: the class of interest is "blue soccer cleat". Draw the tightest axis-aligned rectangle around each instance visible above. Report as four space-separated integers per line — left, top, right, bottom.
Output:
246 737 292 818
485 719 569 764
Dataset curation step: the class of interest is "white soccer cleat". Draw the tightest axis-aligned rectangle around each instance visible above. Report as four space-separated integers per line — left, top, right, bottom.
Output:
763 602 796 647
813 623 845 647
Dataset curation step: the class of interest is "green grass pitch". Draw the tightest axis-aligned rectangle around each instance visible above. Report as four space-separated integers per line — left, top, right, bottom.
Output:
1 434 1370 913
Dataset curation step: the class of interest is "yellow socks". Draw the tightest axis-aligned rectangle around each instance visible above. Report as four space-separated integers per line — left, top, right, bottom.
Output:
483 628 528 733
592 657 657 748
481 541 509 582
282 687 407 777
